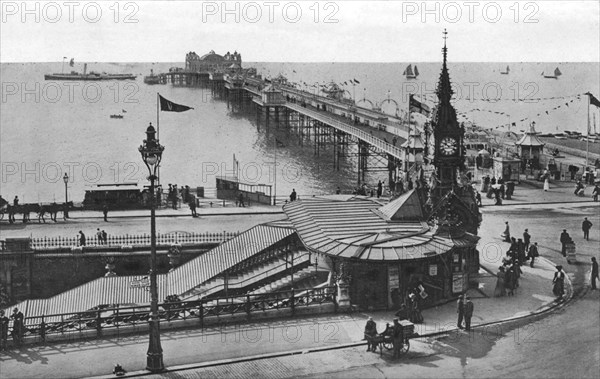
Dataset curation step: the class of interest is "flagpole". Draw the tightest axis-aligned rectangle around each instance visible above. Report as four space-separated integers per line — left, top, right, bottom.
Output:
586 93 590 167
157 92 160 187
157 93 160 141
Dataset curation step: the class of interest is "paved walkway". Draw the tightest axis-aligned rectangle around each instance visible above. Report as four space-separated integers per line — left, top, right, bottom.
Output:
0 247 572 379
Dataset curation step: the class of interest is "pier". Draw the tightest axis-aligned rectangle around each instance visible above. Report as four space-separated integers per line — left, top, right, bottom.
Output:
158 65 414 187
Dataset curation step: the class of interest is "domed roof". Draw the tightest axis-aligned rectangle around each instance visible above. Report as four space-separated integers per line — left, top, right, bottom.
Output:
199 50 224 61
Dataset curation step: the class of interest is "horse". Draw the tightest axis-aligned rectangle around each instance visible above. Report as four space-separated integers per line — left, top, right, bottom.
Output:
41 202 70 222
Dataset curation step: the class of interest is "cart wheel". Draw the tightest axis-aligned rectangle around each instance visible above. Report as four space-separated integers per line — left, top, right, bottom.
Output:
383 340 394 350
400 339 410 354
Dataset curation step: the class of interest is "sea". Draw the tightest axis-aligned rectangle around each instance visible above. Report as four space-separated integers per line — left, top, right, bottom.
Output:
1 61 599 204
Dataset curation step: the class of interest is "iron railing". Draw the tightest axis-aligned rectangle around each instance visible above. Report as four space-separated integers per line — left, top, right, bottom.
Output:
5 286 337 346
29 231 239 249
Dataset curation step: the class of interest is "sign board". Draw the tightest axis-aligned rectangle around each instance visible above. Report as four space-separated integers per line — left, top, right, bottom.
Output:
452 274 464 294
388 266 400 288
130 276 150 290
429 265 438 276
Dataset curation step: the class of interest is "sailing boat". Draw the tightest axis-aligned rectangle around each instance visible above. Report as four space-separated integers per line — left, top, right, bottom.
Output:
500 65 509 75
403 64 419 79
542 67 562 79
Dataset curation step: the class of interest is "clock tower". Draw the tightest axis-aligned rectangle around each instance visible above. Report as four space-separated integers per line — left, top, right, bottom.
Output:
426 30 480 235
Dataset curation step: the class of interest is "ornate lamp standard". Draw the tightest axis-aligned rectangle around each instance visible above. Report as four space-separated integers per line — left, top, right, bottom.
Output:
138 122 165 372
63 172 69 218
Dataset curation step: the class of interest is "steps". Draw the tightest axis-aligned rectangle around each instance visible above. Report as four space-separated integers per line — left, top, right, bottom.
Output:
182 250 312 300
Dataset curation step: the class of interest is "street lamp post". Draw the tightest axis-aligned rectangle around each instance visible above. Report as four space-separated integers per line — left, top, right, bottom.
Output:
63 173 69 219
139 122 165 372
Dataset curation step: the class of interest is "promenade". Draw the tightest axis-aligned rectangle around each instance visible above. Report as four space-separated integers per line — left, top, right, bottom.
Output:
0 183 598 379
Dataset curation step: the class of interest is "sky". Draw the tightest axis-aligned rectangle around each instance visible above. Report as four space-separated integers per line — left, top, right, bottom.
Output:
1 0 599 62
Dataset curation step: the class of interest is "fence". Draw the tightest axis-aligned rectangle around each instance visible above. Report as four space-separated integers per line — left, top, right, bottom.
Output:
6 286 337 346
29 231 239 249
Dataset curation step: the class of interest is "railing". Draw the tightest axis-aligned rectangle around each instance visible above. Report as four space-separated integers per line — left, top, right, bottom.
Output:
286 103 405 159
188 251 312 299
0 240 5 251
7 286 337 346
29 231 239 249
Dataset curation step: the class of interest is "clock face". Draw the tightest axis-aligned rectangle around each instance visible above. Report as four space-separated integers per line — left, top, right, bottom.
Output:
440 137 458 155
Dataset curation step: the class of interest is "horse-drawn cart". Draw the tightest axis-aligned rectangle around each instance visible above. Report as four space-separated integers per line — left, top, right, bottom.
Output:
366 319 418 356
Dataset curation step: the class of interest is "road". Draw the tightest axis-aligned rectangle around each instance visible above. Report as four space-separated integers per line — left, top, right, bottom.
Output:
0 213 285 240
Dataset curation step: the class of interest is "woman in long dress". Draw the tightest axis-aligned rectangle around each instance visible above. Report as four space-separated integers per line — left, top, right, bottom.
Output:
494 266 507 297
505 267 515 296
552 265 565 298
544 176 550 191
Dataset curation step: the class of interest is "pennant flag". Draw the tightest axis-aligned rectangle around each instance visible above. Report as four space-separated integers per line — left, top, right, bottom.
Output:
586 92 600 108
409 95 431 117
293 70 297 73
565 102 569 107
63 56 67 59
69 58 75 67
354 78 360 84
159 95 194 112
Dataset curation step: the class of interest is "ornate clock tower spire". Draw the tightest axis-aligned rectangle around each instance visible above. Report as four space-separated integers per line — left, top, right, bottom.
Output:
430 29 465 199
427 30 480 235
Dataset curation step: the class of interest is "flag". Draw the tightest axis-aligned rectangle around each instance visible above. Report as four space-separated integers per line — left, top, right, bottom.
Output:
354 78 360 84
69 58 74 67
159 94 194 112
409 95 431 117
586 92 600 108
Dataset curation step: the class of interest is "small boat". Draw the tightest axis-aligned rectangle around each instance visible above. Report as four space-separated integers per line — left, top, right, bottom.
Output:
542 67 562 79
110 114 124 119
403 64 419 79
554 134 567 139
500 65 510 75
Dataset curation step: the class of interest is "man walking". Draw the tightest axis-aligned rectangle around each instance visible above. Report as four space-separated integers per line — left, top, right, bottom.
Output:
528 242 539 268
0 310 9 351
102 204 109 222
523 229 531 251
78 230 86 246
502 221 511 242
591 257 599 290
456 294 465 329
464 296 474 331
582 218 593 241
560 229 570 257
